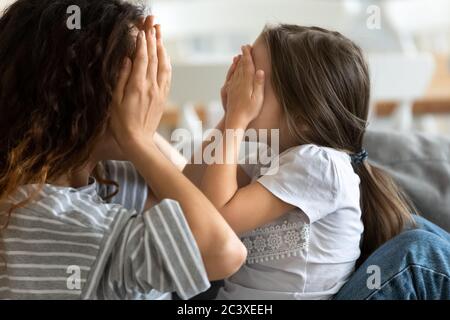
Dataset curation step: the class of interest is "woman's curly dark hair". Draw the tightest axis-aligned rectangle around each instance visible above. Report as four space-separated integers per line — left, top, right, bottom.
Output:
0 0 144 212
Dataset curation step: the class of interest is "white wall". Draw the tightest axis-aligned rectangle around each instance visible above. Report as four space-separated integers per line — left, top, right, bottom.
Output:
0 0 14 10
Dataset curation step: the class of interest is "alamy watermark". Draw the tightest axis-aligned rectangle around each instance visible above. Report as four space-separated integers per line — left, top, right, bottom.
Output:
171 123 280 175
66 265 81 290
366 265 382 290
366 5 381 30
66 5 81 30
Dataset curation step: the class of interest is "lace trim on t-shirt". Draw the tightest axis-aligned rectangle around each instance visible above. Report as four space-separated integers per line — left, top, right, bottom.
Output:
241 220 310 264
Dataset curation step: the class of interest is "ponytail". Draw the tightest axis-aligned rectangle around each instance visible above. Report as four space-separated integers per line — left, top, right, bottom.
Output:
355 161 416 264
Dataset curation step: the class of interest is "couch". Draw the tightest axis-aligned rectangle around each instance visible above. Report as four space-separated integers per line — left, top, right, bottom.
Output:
364 130 450 232
190 130 450 300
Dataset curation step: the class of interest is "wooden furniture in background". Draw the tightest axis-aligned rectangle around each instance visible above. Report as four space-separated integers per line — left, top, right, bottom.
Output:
161 104 207 130
160 54 449 127
376 54 450 116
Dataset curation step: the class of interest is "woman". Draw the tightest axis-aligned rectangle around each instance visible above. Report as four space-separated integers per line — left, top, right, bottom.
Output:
0 0 246 299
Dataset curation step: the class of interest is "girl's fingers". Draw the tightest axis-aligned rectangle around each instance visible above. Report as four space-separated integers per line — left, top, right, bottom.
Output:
242 45 255 79
155 24 171 87
144 16 158 83
236 45 254 93
225 59 236 83
235 53 245 80
129 31 148 86
225 55 240 82
252 70 265 102
114 58 132 103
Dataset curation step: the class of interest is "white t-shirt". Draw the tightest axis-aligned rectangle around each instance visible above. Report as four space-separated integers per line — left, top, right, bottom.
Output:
216 144 364 300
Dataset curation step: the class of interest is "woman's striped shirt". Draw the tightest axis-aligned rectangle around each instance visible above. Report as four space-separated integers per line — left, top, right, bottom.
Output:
0 161 210 299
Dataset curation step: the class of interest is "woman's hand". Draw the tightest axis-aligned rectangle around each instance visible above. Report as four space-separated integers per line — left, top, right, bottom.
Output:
110 16 172 150
225 45 265 127
108 18 246 281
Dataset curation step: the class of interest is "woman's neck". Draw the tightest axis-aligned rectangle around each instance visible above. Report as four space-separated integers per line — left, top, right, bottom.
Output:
50 162 97 189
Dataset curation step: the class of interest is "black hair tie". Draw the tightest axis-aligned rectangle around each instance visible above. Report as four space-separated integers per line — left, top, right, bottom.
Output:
350 149 368 165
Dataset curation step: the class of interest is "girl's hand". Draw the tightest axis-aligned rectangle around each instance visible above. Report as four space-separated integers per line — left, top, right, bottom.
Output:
221 55 241 111
225 45 265 127
110 16 172 149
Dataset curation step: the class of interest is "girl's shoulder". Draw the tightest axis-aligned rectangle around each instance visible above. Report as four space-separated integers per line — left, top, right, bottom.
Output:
258 144 360 223
241 143 355 188
270 144 353 179
280 144 350 164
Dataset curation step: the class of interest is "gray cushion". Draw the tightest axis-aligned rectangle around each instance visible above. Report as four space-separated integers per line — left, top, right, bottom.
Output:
364 130 450 232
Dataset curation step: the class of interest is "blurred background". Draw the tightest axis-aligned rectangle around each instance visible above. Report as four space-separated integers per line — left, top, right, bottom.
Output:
1 0 449 138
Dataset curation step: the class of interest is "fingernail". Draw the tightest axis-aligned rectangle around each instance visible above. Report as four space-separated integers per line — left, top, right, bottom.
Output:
257 70 265 79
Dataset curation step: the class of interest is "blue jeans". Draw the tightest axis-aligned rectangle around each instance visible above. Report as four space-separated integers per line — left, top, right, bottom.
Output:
335 216 450 300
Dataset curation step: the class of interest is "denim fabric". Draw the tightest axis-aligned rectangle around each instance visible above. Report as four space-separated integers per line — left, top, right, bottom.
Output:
335 216 450 300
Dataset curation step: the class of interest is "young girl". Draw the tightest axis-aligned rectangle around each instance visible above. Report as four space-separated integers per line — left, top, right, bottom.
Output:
0 0 246 299
196 25 414 300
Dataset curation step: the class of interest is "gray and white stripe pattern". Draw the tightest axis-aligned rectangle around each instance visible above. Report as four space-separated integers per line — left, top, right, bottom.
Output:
0 161 210 300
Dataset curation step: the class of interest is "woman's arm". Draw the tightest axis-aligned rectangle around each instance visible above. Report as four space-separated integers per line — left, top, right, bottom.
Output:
126 138 247 280
153 132 187 171
110 17 246 281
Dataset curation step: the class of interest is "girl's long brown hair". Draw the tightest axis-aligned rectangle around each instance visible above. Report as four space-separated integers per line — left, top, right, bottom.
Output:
0 0 143 224
263 25 415 262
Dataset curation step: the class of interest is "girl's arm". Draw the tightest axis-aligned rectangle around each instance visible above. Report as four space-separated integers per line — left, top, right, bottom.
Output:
200 46 295 235
200 118 246 208
182 118 251 188
182 118 224 186
183 56 251 189
140 28 248 218
110 18 246 281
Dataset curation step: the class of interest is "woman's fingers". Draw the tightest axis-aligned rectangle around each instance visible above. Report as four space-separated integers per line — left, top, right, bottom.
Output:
144 16 158 84
129 31 148 87
144 14 154 29
155 24 171 88
143 16 169 89
114 58 132 103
